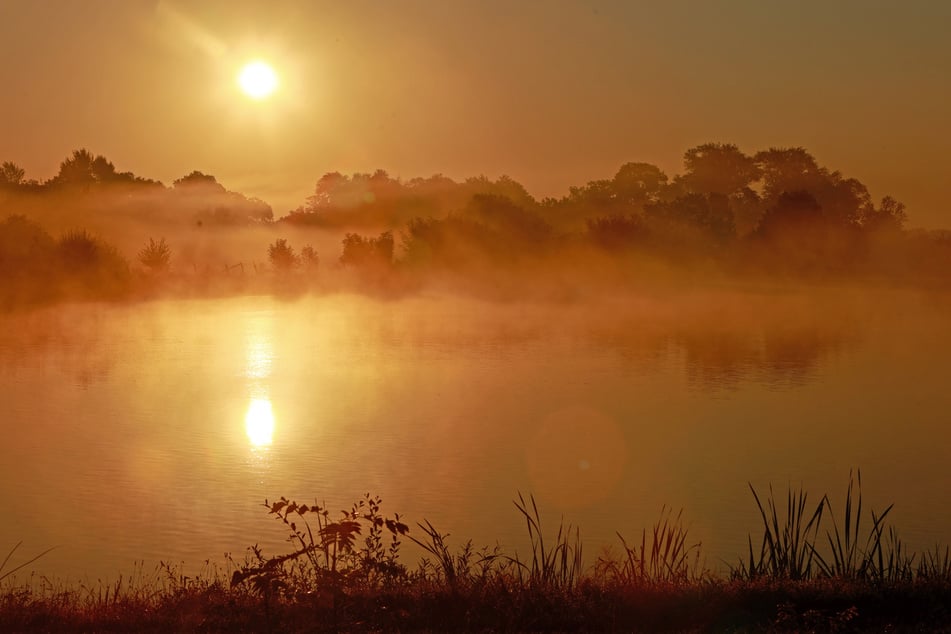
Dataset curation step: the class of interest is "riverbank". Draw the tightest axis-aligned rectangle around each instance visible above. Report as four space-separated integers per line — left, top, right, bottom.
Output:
3 575 951 632
4 479 951 632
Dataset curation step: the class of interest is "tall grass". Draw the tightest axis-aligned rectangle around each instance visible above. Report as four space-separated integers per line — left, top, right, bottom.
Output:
6 474 951 632
507 492 583 591
918 544 951 579
736 470 915 584
0 542 56 584
598 506 703 585
813 469 903 581
408 519 503 589
738 483 825 580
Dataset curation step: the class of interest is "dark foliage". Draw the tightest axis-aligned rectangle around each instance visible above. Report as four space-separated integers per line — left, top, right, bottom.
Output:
340 231 394 269
2 142 951 304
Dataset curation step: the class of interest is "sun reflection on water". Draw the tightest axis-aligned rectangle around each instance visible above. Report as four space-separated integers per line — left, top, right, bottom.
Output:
245 398 275 447
245 337 273 380
244 314 276 449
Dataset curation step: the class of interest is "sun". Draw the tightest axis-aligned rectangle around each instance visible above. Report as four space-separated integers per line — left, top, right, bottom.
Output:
237 61 278 100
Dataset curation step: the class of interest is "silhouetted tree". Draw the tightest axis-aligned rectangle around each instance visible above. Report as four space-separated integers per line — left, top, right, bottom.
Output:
289 170 537 230
305 172 350 208
301 170 404 210
268 239 298 270
821 175 872 227
292 172 393 225
53 149 99 189
172 171 273 224
755 191 824 240
565 179 617 209
751 190 864 272
729 187 765 236
863 196 907 234
680 143 760 195
340 231 394 268
465 194 552 248
465 174 536 209
0 215 55 268
173 171 227 192
612 162 668 206
754 147 871 228
400 217 441 267
371 230 395 264
400 215 498 269
55 229 130 296
586 214 649 250
645 192 736 246
58 230 102 267
49 149 154 190
90 155 117 182
300 245 320 270
0 162 25 187
549 162 669 229
0 216 58 305
755 147 821 202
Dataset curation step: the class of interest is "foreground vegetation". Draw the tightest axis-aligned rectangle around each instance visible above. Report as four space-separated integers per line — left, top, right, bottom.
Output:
4 473 951 632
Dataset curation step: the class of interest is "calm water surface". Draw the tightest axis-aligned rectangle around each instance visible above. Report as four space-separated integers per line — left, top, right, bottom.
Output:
2 289 950 580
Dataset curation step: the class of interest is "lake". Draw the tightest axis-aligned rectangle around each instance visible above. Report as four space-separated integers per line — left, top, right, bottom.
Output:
2 287 950 581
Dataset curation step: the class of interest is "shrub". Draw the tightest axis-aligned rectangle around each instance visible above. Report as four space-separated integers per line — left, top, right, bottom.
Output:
267 239 298 271
138 238 171 272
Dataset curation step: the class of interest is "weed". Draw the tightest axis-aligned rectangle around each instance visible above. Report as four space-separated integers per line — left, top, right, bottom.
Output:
6 477 951 632
737 482 825 580
508 492 583 591
409 520 504 589
814 469 897 581
599 506 703 585
230 494 409 597
0 542 56 584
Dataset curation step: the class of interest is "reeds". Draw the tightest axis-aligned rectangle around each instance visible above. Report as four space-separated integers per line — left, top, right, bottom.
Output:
0 542 56 584
7 474 951 632
508 492 583 591
408 519 503 589
737 469 913 583
599 506 703 585
918 544 951 579
739 482 825 580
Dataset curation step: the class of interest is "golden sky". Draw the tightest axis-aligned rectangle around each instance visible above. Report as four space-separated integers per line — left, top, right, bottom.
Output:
1 1 949 226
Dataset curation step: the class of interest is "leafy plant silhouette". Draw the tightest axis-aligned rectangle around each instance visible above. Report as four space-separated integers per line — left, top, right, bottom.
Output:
231 494 409 598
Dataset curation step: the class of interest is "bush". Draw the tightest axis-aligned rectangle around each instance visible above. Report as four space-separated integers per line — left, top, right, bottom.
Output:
268 239 298 271
138 237 171 272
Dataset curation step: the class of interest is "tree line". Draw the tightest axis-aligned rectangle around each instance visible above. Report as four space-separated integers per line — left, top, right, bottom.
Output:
0 143 917 239
2 143 950 305
0 149 272 226
278 143 941 281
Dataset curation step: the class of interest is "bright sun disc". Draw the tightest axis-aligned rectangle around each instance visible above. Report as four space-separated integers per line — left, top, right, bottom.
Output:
238 61 278 99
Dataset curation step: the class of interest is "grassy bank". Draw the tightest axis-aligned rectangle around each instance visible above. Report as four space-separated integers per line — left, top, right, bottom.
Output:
4 473 951 632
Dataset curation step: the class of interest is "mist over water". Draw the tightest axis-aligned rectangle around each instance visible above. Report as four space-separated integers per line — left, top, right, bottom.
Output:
2 143 950 584
2 289 949 580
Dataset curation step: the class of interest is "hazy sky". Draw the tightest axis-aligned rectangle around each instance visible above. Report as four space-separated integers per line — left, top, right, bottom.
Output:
1 0 949 226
